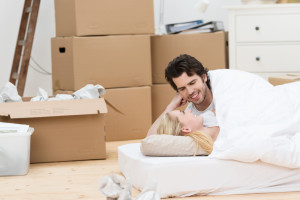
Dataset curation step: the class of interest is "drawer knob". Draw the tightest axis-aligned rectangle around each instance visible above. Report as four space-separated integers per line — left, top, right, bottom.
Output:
255 26 260 31
256 57 260 61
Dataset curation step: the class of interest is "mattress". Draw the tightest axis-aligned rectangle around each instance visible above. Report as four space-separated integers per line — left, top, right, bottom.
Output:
118 143 300 198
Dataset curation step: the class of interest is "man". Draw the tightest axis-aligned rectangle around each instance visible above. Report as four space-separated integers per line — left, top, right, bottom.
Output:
147 54 219 136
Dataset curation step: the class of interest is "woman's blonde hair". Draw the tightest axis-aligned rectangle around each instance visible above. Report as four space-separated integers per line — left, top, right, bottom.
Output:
157 113 214 154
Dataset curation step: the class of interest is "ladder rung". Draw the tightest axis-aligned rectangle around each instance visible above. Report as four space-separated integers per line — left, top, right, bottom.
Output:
25 6 32 13
18 40 26 46
11 72 19 80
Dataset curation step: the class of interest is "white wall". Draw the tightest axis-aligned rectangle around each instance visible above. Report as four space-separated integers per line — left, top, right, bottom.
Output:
0 0 55 97
0 0 241 97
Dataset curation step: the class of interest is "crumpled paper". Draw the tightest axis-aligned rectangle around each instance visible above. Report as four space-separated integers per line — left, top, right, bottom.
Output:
48 94 74 101
30 87 76 101
30 84 105 101
99 174 132 200
0 82 22 103
72 84 106 99
0 82 106 103
30 88 49 102
98 174 160 200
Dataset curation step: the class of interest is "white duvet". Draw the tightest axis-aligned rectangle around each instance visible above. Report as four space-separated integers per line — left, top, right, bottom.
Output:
209 69 300 168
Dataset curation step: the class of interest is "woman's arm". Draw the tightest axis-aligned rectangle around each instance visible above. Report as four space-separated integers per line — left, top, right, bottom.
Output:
147 94 186 136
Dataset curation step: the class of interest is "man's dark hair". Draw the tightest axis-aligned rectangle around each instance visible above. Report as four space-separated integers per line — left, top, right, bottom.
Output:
165 54 211 91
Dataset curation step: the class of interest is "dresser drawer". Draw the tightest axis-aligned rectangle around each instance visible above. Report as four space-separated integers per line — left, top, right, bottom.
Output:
236 14 300 42
236 44 300 72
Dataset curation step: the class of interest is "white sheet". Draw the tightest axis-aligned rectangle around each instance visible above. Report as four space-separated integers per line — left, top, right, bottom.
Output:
118 143 300 198
208 69 300 168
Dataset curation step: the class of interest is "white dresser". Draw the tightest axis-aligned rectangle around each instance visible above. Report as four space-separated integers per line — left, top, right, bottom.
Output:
227 4 300 79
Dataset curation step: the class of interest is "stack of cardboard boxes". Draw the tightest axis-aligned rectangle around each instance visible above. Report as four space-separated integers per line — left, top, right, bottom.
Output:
51 0 155 141
52 0 229 140
150 32 229 121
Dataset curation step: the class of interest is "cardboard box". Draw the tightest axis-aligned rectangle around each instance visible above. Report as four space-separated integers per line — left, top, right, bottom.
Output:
151 84 176 122
54 0 154 36
52 35 152 90
0 127 34 176
151 31 228 84
0 98 107 163
268 74 300 86
104 86 151 141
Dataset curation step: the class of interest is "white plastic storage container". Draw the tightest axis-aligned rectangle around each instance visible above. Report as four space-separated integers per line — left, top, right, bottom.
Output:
0 128 34 176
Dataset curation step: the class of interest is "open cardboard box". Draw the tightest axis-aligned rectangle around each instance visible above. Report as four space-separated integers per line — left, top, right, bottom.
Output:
0 98 107 163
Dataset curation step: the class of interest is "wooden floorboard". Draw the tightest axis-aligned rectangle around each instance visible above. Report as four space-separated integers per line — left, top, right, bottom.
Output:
1 140 300 200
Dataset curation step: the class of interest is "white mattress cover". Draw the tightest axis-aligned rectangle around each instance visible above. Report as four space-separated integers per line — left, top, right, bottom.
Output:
118 143 300 198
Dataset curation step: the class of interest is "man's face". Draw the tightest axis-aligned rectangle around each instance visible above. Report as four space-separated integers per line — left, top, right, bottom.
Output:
172 72 208 106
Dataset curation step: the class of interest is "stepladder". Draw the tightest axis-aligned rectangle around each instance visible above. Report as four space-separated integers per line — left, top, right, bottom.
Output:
9 0 40 96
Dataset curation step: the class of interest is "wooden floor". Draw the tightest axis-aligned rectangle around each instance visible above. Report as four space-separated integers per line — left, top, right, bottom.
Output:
1 140 300 200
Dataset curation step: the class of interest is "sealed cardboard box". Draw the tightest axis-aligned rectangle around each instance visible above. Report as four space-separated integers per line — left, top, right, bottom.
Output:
0 98 107 163
268 74 300 86
151 84 176 122
52 35 152 90
54 0 154 36
151 31 228 84
104 86 151 141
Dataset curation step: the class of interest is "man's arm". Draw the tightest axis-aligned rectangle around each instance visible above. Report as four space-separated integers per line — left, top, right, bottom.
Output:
146 94 186 137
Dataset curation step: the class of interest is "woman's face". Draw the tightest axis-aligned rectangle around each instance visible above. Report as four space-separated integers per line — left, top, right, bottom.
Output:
168 110 204 134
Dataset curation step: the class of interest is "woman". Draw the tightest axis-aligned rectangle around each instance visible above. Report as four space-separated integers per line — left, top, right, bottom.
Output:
157 109 219 155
